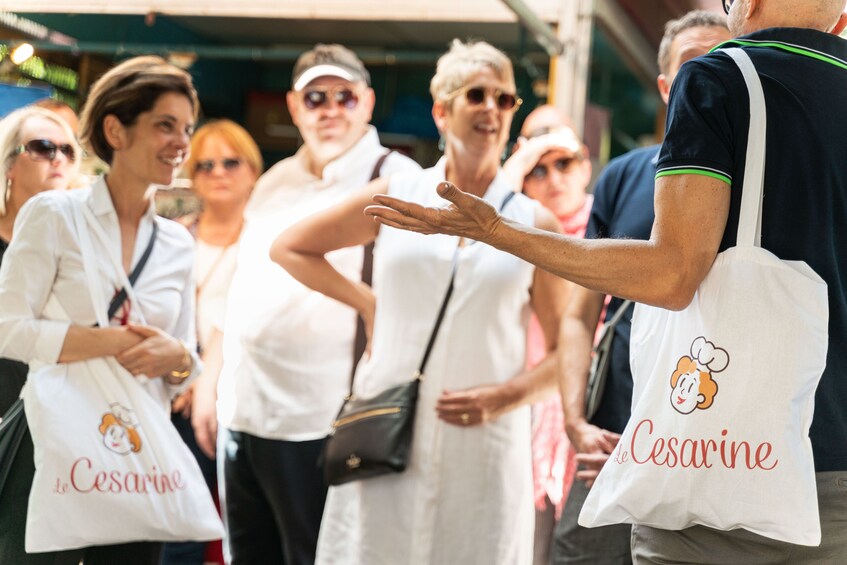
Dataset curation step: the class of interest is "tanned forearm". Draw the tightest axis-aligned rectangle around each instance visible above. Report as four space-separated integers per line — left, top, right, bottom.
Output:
559 296 603 436
58 326 143 363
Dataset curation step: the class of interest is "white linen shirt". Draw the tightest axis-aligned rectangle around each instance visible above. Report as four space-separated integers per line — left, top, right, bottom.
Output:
0 177 200 406
217 126 420 441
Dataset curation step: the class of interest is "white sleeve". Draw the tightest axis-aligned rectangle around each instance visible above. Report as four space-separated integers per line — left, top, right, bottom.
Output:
0 195 71 364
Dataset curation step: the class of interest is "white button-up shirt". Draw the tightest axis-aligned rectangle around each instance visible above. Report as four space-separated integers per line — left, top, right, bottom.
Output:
218 126 420 441
0 177 200 403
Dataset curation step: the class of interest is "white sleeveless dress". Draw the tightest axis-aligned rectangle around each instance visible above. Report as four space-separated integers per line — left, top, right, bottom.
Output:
316 159 539 565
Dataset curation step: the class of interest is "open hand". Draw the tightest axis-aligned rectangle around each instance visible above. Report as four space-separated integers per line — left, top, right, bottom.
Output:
365 182 502 244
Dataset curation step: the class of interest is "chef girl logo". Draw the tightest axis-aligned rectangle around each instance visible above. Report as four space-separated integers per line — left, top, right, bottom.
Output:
98 403 142 455
670 336 729 415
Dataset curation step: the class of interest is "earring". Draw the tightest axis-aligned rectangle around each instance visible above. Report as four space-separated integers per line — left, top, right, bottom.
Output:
438 135 446 152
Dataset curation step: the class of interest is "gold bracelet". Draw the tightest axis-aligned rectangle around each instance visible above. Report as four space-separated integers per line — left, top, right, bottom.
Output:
169 342 192 380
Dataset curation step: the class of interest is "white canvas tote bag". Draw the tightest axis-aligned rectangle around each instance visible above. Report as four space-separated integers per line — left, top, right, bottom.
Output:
22 196 223 552
578 48 829 546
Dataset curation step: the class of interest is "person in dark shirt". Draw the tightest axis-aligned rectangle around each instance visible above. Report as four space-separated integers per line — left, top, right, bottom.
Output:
365 0 847 561
553 12 729 565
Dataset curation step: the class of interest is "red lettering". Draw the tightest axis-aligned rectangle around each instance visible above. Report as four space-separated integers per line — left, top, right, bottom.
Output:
94 471 109 493
172 471 185 490
70 457 95 493
755 443 778 471
700 440 717 468
626 419 779 472
631 419 654 464
67 457 188 495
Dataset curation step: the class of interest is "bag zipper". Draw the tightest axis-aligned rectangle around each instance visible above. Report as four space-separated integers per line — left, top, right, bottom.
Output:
333 407 402 429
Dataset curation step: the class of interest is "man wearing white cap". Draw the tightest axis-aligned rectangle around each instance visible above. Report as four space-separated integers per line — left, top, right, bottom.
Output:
215 44 419 565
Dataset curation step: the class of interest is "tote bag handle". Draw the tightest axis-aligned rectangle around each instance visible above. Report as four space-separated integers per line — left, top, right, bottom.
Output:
724 47 766 248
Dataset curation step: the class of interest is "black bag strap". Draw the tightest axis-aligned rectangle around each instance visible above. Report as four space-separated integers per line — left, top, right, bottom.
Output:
416 191 516 376
347 189 516 393
106 220 159 321
592 298 633 354
349 152 392 383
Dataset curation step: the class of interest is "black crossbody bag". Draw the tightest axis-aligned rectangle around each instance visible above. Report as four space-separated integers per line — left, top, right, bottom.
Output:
322 190 515 486
584 298 632 421
0 220 158 498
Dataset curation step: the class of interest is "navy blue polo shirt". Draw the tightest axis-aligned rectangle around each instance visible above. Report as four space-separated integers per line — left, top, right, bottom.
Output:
585 144 658 434
657 28 847 472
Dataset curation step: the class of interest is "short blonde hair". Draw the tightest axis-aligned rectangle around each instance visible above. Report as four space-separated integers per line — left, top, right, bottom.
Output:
79 56 199 165
184 119 263 179
429 39 516 103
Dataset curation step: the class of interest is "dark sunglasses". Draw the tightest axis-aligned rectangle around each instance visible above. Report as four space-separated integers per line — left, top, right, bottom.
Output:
443 85 522 112
723 0 733 14
194 157 243 174
302 87 360 110
16 139 75 162
527 157 579 180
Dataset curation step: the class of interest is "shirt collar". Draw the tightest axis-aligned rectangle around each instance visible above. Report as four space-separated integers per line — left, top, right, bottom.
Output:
88 175 157 221
713 28 847 70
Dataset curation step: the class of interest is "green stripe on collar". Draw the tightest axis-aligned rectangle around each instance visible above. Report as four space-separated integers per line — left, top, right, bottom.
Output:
656 169 732 186
711 39 847 70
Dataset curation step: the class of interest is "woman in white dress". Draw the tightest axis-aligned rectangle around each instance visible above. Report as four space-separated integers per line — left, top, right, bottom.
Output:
271 40 566 565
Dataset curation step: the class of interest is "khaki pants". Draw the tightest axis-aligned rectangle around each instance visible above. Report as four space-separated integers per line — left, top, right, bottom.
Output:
631 472 847 564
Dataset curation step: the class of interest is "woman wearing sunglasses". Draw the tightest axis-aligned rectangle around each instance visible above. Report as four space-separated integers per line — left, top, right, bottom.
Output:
161 119 260 565
0 57 208 564
0 106 82 528
272 39 565 565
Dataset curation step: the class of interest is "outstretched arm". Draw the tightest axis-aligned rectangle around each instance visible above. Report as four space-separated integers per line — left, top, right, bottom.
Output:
366 174 729 310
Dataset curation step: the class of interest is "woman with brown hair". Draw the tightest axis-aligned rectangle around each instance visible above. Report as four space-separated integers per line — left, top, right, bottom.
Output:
0 56 209 564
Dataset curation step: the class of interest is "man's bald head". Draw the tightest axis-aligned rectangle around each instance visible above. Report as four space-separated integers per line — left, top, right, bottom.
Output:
519 105 576 140
728 0 846 37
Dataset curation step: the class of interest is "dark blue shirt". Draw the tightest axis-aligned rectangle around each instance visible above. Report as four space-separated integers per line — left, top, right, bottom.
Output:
585 144 658 434
657 28 847 472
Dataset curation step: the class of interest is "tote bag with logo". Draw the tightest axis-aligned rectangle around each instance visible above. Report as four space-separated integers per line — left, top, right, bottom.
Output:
22 195 223 552
578 48 829 546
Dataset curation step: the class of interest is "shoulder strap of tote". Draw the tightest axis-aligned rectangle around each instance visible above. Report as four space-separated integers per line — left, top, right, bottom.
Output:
106 222 158 321
73 200 155 327
724 47 767 248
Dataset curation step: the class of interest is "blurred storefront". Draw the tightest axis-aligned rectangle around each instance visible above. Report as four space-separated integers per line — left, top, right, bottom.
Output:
1 1 726 166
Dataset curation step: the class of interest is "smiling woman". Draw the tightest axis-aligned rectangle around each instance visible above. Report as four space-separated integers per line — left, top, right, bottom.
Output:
270 39 566 565
0 56 223 563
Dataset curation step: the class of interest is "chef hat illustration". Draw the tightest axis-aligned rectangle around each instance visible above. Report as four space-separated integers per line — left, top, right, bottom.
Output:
690 336 729 374
108 402 139 428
